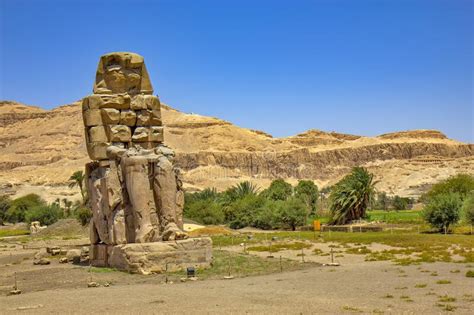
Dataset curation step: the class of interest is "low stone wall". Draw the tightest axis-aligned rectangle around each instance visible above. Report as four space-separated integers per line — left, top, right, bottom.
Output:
321 225 383 233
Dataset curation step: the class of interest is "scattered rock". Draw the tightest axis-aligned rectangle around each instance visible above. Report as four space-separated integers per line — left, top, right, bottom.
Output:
8 289 22 296
87 281 100 288
59 257 68 264
34 248 49 260
66 249 81 264
33 258 50 265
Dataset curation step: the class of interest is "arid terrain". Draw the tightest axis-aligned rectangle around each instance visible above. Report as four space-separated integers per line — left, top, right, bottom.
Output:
0 100 473 202
1 221 473 314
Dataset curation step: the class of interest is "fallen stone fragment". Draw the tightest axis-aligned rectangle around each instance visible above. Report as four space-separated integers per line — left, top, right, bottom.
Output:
15 304 43 310
33 258 50 265
59 257 68 264
8 289 22 296
87 282 100 288
66 249 81 264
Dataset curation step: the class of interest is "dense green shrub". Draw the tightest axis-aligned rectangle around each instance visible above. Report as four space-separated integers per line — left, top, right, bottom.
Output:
422 174 474 203
75 206 93 226
274 197 306 230
226 194 267 229
25 204 62 226
6 194 46 223
185 199 225 225
462 193 474 227
0 195 11 225
260 179 293 201
392 196 413 211
294 180 318 217
423 193 462 232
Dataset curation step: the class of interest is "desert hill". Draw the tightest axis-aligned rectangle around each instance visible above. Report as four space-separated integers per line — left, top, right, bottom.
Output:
0 100 473 202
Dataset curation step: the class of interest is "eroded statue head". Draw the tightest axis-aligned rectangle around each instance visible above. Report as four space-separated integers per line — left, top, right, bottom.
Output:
93 52 153 95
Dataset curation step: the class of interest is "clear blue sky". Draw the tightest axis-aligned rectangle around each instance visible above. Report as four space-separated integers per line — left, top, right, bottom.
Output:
1 0 472 142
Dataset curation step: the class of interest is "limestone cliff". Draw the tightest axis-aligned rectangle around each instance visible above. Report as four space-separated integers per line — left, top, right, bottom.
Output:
0 100 473 201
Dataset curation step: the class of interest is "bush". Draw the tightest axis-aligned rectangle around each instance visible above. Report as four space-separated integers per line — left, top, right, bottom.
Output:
423 193 462 232
392 196 413 211
274 197 306 230
226 194 267 229
184 199 224 225
260 179 293 201
75 206 93 226
294 180 318 217
422 174 474 203
374 192 390 210
6 194 46 223
25 204 62 226
462 193 474 227
0 195 11 225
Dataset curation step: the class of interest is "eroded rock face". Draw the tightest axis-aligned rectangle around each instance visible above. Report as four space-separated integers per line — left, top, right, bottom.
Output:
83 52 186 247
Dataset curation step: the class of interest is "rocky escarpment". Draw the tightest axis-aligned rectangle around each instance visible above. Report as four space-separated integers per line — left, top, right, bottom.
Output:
0 100 473 200
175 143 474 180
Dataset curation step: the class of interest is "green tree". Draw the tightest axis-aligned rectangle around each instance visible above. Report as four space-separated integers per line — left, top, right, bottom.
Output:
25 204 62 226
392 195 412 211
6 194 45 223
69 170 86 204
328 167 377 225
261 179 293 201
75 206 93 226
462 193 474 234
184 199 225 225
423 193 462 233
374 192 391 210
226 194 266 229
0 195 11 225
422 174 474 203
231 181 260 198
294 180 318 221
274 197 307 230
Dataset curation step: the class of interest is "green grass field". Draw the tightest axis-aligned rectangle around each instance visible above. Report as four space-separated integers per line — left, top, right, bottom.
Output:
0 229 30 238
366 210 423 224
212 229 474 264
312 209 424 225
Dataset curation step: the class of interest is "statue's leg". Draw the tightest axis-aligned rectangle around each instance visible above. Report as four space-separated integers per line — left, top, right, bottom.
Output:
103 162 126 244
86 164 110 244
153 156 187 241
90 219 100 245
175 168 185 230
122 155 160 243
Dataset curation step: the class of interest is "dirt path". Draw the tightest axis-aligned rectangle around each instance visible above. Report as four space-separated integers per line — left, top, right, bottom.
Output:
1 260 473 314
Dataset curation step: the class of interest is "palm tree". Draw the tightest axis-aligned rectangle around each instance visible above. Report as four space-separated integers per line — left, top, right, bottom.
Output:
69 170 86 205
329 167 377 225
233 181 260 199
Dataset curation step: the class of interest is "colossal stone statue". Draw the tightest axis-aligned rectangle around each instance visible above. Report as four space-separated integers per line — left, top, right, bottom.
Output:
83 52 210 273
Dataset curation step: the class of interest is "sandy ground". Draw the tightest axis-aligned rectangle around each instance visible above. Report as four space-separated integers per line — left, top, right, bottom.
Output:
0 239 473 314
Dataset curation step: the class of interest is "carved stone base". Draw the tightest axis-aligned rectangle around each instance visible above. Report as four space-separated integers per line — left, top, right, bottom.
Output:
90 237 213 274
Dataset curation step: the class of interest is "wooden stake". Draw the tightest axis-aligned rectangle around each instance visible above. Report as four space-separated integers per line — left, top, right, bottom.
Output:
330 248 334 264
280 255 283 272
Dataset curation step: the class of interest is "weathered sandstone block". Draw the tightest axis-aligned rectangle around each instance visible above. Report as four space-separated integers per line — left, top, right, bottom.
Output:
108 125 131 142
88 126 108 142
83 109 102 126
120 110 137 126
107 237 213 274
101 108 120 124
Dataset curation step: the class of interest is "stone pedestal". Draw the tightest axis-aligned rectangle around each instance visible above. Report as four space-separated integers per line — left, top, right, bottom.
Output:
90 237 212 274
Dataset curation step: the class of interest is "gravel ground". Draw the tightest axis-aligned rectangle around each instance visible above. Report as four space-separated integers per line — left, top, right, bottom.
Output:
0 247 473 314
